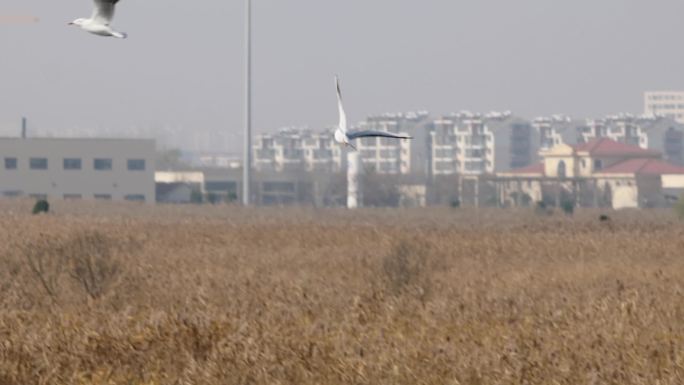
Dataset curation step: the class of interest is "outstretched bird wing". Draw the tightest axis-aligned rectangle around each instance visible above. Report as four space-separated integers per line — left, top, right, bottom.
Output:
347 130 413 140
92 0 119 24
335 76 347 133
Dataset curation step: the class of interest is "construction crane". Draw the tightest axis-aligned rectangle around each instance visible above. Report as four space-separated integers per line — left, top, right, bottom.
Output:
0 14 39 24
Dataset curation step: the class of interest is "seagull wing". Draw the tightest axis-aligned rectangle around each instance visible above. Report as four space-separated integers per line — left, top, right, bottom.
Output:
335 76 347 133
91 0 119 24
347 130 413 140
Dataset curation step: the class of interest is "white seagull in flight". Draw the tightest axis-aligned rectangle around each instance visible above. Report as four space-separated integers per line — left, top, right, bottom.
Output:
334 76 412 150
69 0 127 39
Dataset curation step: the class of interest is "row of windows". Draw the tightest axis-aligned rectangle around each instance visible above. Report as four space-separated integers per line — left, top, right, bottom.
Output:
2 191 146 201
650 104 684 110
3 158 145 171
649 95 684 101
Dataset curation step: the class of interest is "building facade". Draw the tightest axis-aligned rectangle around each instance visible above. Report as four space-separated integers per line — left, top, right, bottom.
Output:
430 112 538 176
496 138 684 209
533 115 588 151
645 91 684 123
582 115 684 165
355 112 430 175
253 128 343 173
0 138 155 202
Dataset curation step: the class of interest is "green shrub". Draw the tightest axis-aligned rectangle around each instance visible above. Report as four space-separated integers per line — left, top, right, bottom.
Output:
675 196 684 220
561 200 575 215
190 189 203 204
32 200 49 215
535 201 552 216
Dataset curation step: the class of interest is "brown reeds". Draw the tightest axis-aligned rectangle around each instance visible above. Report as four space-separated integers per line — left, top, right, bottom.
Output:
1 201 683 384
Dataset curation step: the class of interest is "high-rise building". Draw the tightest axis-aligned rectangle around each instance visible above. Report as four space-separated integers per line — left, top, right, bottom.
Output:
533 115 588 151
355 112 431 175
429 112 537 176
582 115 684 165
645 91 684 123
253 128 343 172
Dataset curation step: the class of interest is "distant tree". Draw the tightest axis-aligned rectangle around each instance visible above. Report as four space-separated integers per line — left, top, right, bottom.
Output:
601 183 613 209
675 195 684 220
190 189 203 204
560 200 575 215
321 172 347 207
32 200 49 215
535 201 553 216
155 148 187 170
362 168 400 207
227 192 238 203
206 192 220 205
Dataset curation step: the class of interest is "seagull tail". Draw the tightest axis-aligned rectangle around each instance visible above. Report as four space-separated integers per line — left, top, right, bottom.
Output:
112 31 127 39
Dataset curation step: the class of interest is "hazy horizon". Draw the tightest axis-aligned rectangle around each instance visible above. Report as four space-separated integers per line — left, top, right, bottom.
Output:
2 0 684 152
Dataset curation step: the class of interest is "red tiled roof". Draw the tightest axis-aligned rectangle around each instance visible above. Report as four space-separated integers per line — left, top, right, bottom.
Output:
574 138 660 157
504 163 544 175
597 158 684 175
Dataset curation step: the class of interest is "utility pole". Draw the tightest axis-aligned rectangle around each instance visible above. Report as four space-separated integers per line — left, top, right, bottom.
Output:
242 0 252 206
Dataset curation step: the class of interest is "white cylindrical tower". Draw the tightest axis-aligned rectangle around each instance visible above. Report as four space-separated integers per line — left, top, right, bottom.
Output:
347 151 362 209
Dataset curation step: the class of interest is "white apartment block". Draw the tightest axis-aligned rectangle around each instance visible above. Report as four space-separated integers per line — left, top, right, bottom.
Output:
533 115 588 151
0 138 155 202
582 114 684 165
253 128 342 172
645 91 684 124
356 112 430 175
430 112 537 176
532 114 684 165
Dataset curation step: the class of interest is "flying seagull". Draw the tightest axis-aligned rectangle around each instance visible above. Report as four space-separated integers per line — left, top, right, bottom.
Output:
333 76 412 150
68 0 127 39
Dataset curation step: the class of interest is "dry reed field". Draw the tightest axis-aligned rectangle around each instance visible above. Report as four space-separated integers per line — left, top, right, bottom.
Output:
1 200 684 384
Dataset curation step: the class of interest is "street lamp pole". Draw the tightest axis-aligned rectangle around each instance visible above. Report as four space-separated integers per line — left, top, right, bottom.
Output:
242 0 252 206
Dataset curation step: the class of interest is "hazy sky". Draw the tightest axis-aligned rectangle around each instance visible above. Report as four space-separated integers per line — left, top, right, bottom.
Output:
1 0 684 152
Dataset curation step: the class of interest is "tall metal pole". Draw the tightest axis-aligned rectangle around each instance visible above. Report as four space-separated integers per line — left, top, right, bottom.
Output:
242 0 252 206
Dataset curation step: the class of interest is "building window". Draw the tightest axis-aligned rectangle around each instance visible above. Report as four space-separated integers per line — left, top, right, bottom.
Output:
125 194 146 202
94 194 112 200
594 159 603 170
63 158 82 170
94 158 113 170
5 157 17 170
64 194 82 200
127 159 146 171
29 158 48 170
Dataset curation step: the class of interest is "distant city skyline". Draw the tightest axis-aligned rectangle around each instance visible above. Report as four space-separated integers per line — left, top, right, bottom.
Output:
2 0 684 153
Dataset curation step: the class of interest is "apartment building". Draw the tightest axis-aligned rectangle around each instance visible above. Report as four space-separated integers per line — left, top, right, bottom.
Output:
355 112 430 175
253 128 342 172
430 112 538 176
645 91 684 123
0 138 155 202
254 113 430 177
581 115 684 165
533 115 589 151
